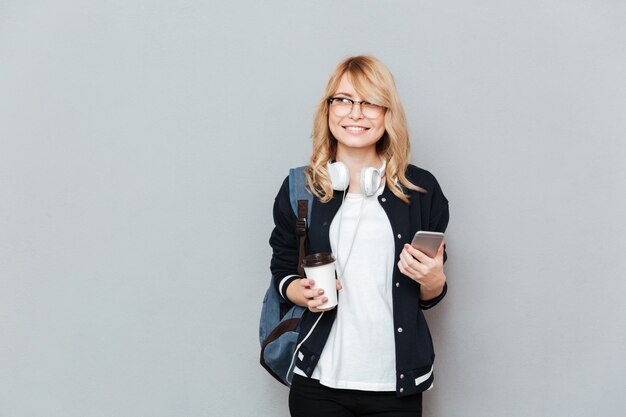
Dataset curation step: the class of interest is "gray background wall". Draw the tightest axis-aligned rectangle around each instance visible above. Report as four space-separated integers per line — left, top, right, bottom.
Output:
1 1 625 416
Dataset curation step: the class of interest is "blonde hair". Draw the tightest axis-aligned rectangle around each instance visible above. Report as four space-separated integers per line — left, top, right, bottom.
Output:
305 55 424 203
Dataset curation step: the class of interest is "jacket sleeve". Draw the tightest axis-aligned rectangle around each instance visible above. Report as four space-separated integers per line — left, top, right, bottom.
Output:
269 176 301 302
420 175 450 310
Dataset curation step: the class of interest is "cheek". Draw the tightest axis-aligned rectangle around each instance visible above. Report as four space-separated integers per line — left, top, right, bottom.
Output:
328 113 340 127
375 118 386 137
371 120 385 138
328 115 341 137
377 115 386 131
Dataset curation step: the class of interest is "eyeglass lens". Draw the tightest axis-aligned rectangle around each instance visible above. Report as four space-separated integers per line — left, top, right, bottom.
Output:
330 98 383 118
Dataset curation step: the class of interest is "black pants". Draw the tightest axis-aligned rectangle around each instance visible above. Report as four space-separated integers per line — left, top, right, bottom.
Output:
289 375 422 417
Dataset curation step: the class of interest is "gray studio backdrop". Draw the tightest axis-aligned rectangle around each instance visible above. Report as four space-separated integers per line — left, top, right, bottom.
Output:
1 1 625 416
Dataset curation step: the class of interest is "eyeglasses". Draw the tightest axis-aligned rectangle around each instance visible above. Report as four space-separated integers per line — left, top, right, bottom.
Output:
328 97 385 118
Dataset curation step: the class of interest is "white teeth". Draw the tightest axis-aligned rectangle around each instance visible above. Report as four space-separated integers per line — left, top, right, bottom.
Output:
345 126 366 132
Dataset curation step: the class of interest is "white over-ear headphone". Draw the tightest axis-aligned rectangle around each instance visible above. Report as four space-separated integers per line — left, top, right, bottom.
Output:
327 160 386 196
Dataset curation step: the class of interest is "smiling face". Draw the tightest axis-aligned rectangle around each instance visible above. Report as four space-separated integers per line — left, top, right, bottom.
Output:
328 74 386 155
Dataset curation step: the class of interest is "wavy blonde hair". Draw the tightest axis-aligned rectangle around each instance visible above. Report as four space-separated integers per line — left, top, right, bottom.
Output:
305 55 424 203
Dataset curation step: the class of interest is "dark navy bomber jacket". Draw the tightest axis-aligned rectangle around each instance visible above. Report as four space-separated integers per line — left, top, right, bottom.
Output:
269 164 450 397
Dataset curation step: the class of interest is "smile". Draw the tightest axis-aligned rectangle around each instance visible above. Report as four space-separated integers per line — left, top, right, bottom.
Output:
343 126 369 133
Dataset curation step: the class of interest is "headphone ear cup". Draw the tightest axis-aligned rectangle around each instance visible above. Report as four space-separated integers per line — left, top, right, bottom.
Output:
328 162 349 191
361 167 382 196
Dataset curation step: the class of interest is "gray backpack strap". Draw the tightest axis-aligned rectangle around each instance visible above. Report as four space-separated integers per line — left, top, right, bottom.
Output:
288 166 313 221
288 166 314 276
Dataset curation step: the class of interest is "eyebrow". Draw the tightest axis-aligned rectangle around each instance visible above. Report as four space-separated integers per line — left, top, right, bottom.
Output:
332 91 355 98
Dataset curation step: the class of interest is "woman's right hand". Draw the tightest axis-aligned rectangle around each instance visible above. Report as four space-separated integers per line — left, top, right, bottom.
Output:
286 278 342 312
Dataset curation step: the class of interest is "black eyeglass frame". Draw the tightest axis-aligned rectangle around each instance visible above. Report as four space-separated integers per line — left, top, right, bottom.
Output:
327 97 386 117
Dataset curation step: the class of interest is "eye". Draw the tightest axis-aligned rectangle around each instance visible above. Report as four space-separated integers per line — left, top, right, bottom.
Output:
331 97 352 104
363 102 383 110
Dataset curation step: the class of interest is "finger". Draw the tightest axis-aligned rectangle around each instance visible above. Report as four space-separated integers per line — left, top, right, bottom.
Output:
300 278 315 288
303 287 324 299
398 251 416 275
399 251 428 277
336 279 343 291
309 304 336 313
398 260 421 282
404 243 430 262
307 295 329 311
399 249 425 273
399 248 417 265
398 255 416 277
397 260 407 276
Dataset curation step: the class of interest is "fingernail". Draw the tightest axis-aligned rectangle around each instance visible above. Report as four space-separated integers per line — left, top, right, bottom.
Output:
318 289 324 295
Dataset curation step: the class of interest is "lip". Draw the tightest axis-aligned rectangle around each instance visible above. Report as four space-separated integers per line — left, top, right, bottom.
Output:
342 125 370 135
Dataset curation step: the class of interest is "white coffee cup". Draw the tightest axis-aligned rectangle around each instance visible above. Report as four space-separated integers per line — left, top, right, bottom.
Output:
302 253 337 310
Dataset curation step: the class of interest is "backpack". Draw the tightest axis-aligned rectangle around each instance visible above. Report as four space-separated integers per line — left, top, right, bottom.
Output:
259 166 313 386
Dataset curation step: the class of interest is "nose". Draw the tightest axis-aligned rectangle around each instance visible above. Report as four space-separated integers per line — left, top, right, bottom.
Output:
348 102 364 119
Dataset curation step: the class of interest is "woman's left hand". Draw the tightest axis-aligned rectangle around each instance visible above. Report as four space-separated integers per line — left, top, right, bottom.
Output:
398 241 446 298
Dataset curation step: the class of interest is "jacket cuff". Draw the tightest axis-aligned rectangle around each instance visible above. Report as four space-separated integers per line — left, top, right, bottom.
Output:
419 282 447 310
279 275 300 301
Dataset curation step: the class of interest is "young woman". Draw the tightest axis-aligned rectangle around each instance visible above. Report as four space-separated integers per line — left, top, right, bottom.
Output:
269 55 449 417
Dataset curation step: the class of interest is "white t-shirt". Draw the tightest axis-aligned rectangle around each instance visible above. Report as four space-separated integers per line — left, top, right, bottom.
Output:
297 185 396 391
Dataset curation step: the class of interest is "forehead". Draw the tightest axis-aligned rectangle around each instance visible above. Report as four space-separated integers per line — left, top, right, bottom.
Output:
333 74 360 98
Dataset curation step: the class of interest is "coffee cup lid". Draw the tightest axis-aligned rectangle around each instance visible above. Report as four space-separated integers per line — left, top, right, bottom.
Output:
301 252 335 267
